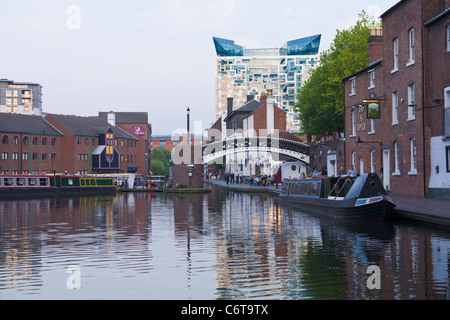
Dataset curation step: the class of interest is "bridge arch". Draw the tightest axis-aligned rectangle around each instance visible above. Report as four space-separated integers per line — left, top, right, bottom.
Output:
202 137 310 164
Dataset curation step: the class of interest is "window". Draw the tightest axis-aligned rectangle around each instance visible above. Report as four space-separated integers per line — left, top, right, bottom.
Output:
368 70 375 88
12 152 19 160
32 137 38 145
77 137 81 144
445 86 450 138
393 37 399 71
22 153 29 160
408 84 415 120
12 136 19 145
350 78 356 95
360 158 364 174
394 141 400 175
408 28 415 65
1 152 7 160
352 151 356 167
351 109 356 136
447 25 450 52
392 92 399 125
2 135 8 144
77 154 88 161
32 153 38 160
51 138 56 146
42 153 48 160
51 153 56 161
409 138 417 174
23 136 29 145
370 150 376 173
42 137 47 145
447 146 450 172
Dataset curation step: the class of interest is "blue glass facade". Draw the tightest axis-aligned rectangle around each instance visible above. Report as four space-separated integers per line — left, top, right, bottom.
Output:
214 35 321 57
213 37 243 57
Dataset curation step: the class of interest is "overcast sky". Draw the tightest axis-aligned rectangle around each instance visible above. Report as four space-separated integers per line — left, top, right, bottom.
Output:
0 0 399 135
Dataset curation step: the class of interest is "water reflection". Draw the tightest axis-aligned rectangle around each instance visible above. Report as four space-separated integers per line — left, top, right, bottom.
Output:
0 187 449 300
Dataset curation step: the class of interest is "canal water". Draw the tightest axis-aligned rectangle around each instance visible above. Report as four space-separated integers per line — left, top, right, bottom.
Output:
0 185 449 300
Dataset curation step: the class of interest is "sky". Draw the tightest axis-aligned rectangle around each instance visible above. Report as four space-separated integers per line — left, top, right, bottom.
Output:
0 0 400 135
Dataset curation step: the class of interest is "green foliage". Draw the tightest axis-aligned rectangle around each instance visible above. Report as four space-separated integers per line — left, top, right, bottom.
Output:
152 147 172 163
151 147 172 177
294 11 379 140
151 159 169 176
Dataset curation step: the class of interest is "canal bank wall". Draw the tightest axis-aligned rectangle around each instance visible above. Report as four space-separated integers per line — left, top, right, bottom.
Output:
203 179 450 228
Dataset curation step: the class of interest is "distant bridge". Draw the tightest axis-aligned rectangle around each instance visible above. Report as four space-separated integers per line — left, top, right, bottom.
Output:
202 137 310 164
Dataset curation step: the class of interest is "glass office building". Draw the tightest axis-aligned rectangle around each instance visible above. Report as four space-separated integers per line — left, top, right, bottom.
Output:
213 35 321 132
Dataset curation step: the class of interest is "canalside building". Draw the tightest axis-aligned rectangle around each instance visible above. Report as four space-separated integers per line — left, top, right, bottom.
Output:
343 0 449 198
1 112 151 177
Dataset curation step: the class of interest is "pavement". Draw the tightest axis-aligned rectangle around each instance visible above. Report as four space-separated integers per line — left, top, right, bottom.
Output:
204 178 450 228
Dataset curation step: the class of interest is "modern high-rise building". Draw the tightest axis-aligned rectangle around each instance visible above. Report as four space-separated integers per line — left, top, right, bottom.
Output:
0 79 43 115
213 35 321 132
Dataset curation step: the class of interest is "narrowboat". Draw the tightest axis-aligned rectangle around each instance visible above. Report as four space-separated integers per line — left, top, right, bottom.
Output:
280 173 395 220
0 174 116 199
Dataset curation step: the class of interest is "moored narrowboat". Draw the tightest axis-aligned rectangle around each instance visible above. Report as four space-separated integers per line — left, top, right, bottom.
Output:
280 173 395 220
0 174 116 198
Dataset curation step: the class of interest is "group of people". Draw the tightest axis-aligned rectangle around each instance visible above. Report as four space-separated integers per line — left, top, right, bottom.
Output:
308 165 359 179
225 170 244 184
338 165 358 177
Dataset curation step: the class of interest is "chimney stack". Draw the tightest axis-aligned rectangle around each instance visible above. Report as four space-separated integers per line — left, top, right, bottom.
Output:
107 110 115 126
227 97 233 115
368 28 383 64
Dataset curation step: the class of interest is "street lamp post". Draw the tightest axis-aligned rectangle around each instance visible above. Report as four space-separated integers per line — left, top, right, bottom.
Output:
187 107 190 145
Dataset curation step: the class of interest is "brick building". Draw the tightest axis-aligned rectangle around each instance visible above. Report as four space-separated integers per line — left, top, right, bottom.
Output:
1 112 150 176
151 134 204 151
99 111 152 177
45 113 139 175
343 0 450 198
0 113 63 174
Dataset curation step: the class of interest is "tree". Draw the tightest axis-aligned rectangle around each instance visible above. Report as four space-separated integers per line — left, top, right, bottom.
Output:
151 159 169 177
294 11 380 140
151 147 172 177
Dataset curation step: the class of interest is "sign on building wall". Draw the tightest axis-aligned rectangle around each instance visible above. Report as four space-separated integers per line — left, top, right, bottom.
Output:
366 100 381 119
130 126 145 136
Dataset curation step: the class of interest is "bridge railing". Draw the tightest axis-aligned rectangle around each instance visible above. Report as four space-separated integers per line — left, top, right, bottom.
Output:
202 137 310 162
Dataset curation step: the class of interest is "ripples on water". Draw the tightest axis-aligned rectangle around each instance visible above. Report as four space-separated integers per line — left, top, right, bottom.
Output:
0 185 449 300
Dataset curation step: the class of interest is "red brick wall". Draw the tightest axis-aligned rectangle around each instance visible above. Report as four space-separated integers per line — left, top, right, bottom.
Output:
0 133 62 174
172 145 203 187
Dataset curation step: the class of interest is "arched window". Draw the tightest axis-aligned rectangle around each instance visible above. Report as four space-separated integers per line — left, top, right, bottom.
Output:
32 137 38 145
23 136 29 145
13 136 19 145
42 137 48 145
2 135 8 144
51 138 56 146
